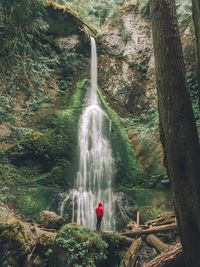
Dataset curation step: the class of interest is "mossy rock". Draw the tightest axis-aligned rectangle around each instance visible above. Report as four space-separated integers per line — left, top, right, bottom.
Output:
98 232 124 267
98 88 147 187
0 218 30 266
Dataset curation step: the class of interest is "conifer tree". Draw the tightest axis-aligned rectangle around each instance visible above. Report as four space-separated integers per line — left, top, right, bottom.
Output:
151 0 200 266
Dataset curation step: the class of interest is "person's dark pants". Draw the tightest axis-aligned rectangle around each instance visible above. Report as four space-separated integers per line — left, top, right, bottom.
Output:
96 216 103 231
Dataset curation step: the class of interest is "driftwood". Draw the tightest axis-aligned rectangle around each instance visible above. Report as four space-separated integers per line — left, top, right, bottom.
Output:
145 243 184 267
144 234 169 253
122 223 177 238
120 238 142 267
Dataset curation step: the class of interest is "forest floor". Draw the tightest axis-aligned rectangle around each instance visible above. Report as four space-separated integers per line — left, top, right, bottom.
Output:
0 205 181 267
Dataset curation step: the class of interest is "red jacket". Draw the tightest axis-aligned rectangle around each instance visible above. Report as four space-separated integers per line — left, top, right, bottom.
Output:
96 202 104 217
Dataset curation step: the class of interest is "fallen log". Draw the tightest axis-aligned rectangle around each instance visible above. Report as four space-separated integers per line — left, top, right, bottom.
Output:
145 212 175 227
145 243 184 267
101 231 135 247
144 234 169 253
121 223 177 238
120 238 142 267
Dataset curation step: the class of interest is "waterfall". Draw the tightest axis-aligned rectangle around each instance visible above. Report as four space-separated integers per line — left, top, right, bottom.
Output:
61 37 115 230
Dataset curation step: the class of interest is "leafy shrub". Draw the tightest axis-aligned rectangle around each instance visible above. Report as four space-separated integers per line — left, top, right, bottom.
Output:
176 0 192 27
54 224 107 267
59 50 79 81
54 0 125 27
99 232 123 267
0 0 48 71
0 96 14 123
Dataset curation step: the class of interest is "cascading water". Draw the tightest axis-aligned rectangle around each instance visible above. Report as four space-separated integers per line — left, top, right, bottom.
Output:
61 37 115 230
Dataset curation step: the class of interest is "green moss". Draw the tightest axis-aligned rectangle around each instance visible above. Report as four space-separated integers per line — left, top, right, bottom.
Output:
119 187 172 222
121 106 170 189
0 80 89 219
51 224 124 267
15 186 61 220
5 219 29 252
98 89 147 187
100 232 123 267
51 223 107 267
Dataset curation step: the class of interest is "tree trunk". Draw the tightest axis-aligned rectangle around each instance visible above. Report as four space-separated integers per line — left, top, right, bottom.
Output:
151 1 200 267
120 238 142 267
121 223 177 238
145 234 169 253
192 0 200 110
122 223 177 238
145 243 184 267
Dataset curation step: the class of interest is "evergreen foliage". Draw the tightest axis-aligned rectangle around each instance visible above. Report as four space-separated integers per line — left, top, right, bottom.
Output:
54 0 125 26
0 0 48 71
0 0 47 65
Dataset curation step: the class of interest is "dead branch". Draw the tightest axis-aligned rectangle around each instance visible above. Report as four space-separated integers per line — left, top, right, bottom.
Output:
122 223 177 238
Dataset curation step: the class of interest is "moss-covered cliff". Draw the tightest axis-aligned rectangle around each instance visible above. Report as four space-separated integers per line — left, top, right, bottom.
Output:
1 0 196 226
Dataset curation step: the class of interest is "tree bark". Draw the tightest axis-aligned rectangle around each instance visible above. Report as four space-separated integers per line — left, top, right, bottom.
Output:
120 238 142 267
144 234 169 253
100 231 135 247
192 0 200 110
151 1 200 267
145 212 175 227
122 223 177 238
145 243 184 267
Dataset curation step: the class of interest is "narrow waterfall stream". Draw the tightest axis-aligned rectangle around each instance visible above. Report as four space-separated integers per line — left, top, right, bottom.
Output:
61 37 115 230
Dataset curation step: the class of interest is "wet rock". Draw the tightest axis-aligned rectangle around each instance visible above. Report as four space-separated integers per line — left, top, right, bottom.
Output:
40 210 65 230
98 2 195 116
98 4 156 115
54 35 80 50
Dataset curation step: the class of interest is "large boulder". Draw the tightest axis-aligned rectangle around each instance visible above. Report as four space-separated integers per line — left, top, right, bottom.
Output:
40 210 65 230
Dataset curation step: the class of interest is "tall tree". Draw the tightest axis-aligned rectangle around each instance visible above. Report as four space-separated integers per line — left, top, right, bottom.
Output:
192 0 200 110
151 0 200 266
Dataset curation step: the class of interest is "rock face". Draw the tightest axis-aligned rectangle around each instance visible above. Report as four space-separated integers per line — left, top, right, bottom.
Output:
45 3 92 54
97 1 196 179
98 2 195 116
40 210 65 229
98 3 156 115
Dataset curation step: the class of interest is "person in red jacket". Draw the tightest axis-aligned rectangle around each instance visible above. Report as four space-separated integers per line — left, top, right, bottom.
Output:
96 202 104 231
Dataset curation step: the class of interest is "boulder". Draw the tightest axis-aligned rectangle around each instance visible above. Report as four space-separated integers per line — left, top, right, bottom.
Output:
40 210 65 230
